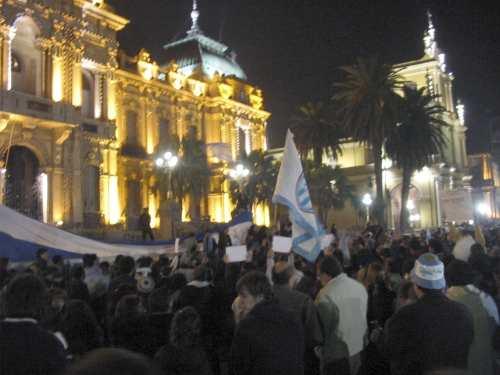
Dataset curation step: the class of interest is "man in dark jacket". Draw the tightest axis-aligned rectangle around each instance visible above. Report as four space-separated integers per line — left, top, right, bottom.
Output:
139 207 154 241
272 262 322 375
385 253 474 375
0 274 67 375
230 271 304 375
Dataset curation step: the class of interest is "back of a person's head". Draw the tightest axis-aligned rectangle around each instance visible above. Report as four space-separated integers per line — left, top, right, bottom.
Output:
115 294 143 319
64 348 158 375
271 265 293 286
36 247 48 257
4 274 47 319
398 280 417 304
71 264 85 280
319 256 343 279
82 254 97 268
170 306 201 349
446 259 476 287
0 256 9 269
168 273 187 292
61 300 102 354
119 256 135 276
192 265 212 282
236 271 273 301
137 257 152 268
52 255 63 265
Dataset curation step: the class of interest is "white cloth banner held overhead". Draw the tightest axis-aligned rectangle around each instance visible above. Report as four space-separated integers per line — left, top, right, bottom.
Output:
272 130 325 262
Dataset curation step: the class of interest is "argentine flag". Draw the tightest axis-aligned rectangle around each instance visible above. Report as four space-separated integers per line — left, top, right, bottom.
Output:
273 130 325 263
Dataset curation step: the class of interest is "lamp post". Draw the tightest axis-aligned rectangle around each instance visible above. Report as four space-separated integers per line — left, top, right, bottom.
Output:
362 193 372 223
228 163 250 211
155 151 179 239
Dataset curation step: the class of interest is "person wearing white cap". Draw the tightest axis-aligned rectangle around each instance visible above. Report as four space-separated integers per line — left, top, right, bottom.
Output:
385 253 474 375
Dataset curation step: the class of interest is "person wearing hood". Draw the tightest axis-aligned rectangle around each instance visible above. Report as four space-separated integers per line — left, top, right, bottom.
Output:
230 271 304 375
155 306 212 375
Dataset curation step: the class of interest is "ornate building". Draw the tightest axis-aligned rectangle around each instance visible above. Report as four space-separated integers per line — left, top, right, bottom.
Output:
0 0 270 236
321 12 472 229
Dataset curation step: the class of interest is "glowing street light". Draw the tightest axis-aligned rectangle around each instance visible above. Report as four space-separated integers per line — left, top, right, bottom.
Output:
476 202 490 217
406 199 415 211
362 193 372 223
228 163 250 180
156 151 178 170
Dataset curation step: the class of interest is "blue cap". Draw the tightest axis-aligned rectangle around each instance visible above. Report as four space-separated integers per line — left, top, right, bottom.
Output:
411 253 446 290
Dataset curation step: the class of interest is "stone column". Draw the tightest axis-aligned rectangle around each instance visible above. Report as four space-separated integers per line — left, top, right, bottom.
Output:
0 25 14 90
72 131 83 224
94 72 103 119
51 167 65 224
72 53 83 107
105 71 117 121
51 47 64 102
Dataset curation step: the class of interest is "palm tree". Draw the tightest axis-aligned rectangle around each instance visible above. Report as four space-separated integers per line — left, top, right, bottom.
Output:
171 127 211 220
303 160 356 224
334 57 402 225
385 86 448 232
291 102 343 167
228 150 280 212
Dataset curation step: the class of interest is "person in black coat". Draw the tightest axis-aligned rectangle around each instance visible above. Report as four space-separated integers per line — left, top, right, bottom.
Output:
385 254 474 375
0 274 67 375
155 306 212 375
230 271 304 375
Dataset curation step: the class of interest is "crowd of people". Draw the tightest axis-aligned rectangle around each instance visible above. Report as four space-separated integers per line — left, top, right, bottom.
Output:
1 220 500 375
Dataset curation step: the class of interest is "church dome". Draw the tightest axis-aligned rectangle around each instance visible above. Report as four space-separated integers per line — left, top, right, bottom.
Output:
161 1 247 81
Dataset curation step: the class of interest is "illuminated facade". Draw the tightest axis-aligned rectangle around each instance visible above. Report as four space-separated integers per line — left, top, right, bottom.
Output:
0 0 269 235
325 12 472 229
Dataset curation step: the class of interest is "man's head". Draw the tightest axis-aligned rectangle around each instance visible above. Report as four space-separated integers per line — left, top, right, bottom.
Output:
411 253 446 297
235 271 272 318
318 256 343 287
119 256 136 276
0 256 9 270
4 274 47 319
271 264 293 286
82 254 98 269
36 248 49 261
445 260 476 287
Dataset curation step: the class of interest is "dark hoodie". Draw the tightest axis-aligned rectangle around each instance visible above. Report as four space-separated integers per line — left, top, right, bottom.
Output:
230 300 304 375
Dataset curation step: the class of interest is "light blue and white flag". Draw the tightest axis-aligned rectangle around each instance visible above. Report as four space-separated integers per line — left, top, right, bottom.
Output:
272 130 324 263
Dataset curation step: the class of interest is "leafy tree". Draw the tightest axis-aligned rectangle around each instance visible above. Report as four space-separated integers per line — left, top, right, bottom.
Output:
228 150 280 212
334 57 402 225
291 101 343 167
170 127 211 220
303 160 356 225
385 86 447 232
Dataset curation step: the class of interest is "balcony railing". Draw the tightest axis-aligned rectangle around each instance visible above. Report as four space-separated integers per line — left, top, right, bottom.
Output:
0 89 79 124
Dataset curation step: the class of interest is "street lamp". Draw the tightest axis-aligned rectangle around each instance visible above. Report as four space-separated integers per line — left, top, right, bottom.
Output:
362 193 372 223
228 163 250 180
476 202 490 217
228 163 250 211
155 150 179 239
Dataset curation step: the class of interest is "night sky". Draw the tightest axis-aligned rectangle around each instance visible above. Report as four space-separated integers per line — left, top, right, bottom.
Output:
108 0 500 153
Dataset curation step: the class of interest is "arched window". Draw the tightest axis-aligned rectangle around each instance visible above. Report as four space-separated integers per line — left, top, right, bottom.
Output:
81 70 94 118
126 110 139 145
159 118 170 148
11 16 42 95
11 54 21 73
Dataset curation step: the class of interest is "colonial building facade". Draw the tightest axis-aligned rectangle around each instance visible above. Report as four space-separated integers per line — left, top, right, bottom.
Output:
0 0 269 236
327 13 472 229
